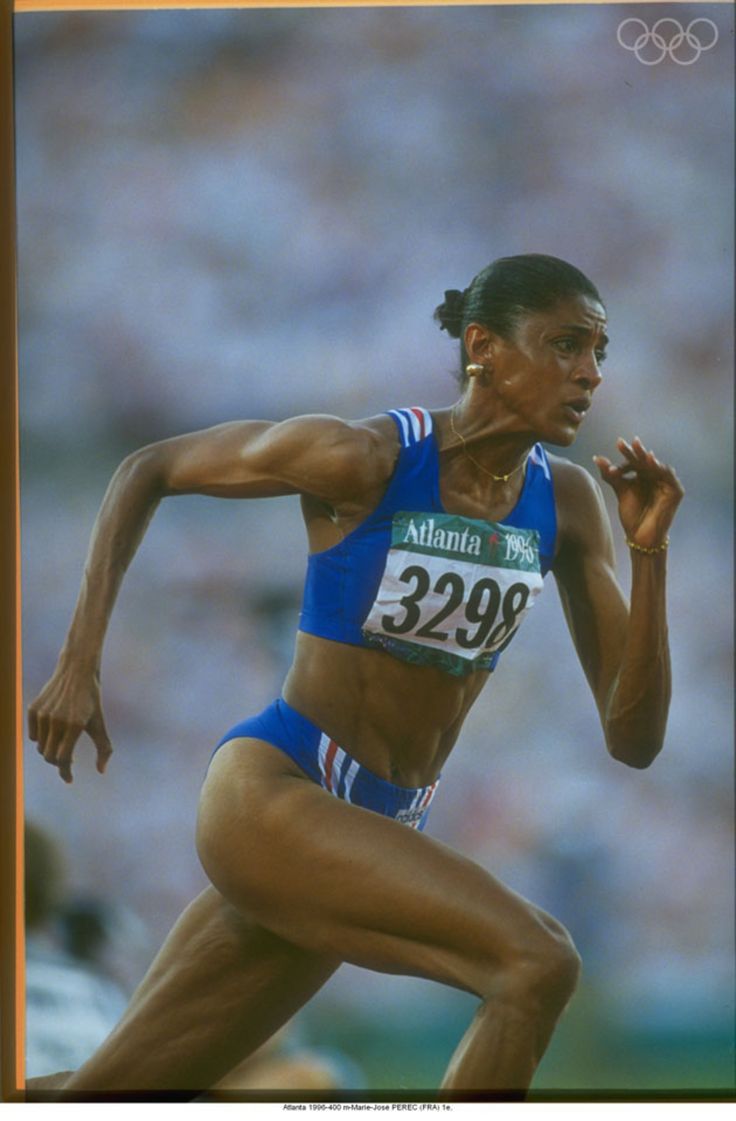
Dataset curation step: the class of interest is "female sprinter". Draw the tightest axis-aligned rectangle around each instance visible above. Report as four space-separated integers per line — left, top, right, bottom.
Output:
27 254 684 1097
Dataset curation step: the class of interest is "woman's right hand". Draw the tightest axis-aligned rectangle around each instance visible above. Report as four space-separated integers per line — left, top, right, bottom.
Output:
27 664 112 784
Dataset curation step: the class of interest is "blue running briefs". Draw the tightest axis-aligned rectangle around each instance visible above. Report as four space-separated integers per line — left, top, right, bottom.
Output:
215 698 439 831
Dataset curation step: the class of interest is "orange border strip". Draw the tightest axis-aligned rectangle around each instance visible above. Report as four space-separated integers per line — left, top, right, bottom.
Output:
1 0 22 1103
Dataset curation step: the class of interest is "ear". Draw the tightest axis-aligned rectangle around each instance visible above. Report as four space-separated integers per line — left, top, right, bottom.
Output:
464 322 500 367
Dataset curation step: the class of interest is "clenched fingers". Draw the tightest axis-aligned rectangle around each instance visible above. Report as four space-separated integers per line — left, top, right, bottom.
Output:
32 714 83 783
55 725 83 785
27 669 113 783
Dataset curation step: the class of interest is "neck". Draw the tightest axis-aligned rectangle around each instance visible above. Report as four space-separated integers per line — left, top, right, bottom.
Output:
447 400 534 483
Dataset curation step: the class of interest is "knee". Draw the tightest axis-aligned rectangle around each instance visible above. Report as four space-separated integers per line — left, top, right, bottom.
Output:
481 920 582 1012
516 927 582 1009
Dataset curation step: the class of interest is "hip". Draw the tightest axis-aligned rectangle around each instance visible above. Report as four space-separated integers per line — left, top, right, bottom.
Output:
214 698 441 831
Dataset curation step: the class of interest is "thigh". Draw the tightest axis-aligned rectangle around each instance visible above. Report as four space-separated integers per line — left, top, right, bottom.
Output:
61 886 339 1094
197 738 566 999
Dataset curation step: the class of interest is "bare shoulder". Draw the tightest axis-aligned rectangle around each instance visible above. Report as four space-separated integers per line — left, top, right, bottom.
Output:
283 410 398 455
266 411 400 505
287 410 399 466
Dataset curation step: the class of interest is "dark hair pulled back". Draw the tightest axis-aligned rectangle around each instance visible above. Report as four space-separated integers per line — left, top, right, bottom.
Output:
434 254 603 384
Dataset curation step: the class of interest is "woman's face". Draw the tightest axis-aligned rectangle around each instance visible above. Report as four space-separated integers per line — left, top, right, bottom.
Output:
473 293 608 446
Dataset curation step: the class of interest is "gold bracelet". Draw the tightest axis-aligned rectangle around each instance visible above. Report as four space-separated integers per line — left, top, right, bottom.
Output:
626 536 670 554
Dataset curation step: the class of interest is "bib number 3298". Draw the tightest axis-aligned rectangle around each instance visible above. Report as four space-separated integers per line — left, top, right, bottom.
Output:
362 514 544 673
381 564 531 653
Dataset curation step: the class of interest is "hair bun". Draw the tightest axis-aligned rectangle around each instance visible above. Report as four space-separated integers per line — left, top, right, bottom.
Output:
434 288 466 338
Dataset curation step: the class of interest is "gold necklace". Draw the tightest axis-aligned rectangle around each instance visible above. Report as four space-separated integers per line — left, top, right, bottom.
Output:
450 407 527 484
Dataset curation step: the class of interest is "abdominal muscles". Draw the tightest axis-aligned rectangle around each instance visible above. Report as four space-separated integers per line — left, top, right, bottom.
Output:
281 632 489 788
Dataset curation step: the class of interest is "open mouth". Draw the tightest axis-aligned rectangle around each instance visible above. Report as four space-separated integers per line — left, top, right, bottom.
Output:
563 400 590 424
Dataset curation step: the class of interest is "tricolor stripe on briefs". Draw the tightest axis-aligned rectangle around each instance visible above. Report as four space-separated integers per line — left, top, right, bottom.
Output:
317 730 438 825
401 779 439 828
388 407 433 448
318 734 359 803
409 779 438 813
398 775 439 829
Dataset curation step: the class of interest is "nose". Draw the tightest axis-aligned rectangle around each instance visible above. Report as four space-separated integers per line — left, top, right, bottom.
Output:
573 353 603 390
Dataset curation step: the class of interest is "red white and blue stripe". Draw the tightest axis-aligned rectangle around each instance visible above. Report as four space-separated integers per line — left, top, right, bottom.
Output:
394 778 439 829
317 730 438 829
215 698 441 832
387 407 433 448
318 734 360 802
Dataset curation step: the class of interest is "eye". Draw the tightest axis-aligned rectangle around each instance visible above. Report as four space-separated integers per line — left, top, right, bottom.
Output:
553 338 578 354
595 350 607 365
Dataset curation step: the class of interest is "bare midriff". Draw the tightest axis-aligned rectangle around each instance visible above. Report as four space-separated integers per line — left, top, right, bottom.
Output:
281 631 489 789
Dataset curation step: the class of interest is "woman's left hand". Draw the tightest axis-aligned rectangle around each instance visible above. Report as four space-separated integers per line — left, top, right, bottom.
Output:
593 437 684 549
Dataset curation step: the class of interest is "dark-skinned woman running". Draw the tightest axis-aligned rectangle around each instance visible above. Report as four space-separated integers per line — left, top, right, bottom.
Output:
27 254 684 1098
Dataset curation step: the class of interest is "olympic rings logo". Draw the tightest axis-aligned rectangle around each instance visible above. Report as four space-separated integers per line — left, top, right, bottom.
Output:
617 18 719 65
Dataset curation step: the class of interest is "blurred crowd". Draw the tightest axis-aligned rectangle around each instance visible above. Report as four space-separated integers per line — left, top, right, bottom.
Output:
24 821 357 1093
15 4 733 1092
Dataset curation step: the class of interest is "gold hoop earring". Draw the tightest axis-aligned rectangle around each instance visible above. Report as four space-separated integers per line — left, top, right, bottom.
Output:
466 363 484 378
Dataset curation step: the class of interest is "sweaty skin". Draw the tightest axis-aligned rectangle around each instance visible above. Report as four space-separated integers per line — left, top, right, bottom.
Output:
26 294 684 1097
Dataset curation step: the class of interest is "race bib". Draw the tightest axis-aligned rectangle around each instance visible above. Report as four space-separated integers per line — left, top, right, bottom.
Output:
362 511 544 676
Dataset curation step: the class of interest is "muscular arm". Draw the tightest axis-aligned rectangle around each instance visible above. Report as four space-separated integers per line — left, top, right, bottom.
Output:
28 415 393 782
553 439 683 769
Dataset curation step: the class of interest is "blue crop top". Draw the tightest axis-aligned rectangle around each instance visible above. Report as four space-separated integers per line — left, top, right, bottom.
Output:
298 407 557 677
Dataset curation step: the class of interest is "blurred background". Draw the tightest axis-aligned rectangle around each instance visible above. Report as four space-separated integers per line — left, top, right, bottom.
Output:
14 2 733 1096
